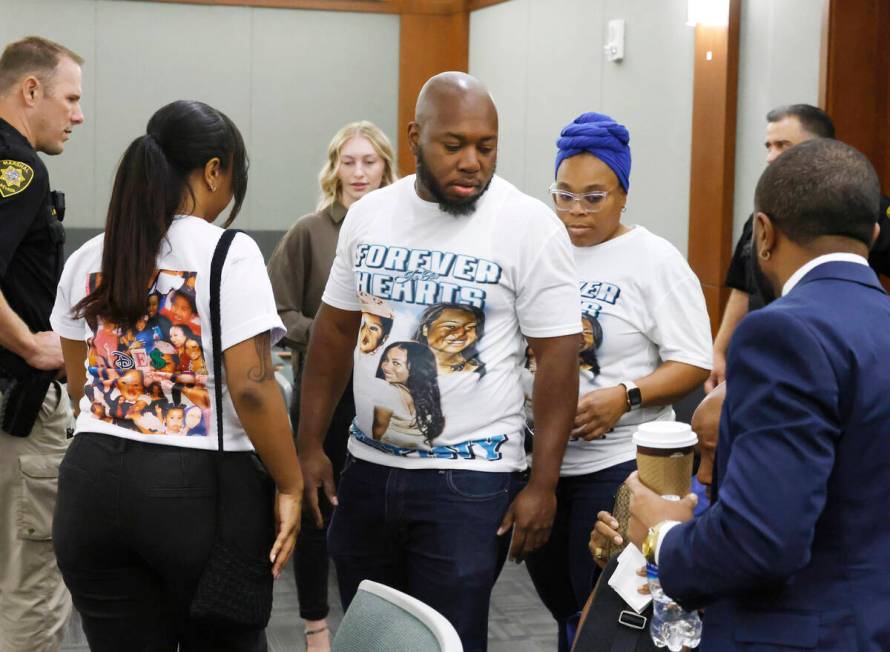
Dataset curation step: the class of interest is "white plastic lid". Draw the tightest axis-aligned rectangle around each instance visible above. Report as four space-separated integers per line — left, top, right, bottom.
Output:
632 421 698 449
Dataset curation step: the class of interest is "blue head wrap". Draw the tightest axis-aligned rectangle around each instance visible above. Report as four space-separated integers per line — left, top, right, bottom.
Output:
554 112 631 193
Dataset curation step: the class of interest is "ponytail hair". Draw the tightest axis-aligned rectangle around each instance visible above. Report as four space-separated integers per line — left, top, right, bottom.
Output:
74 100 248 329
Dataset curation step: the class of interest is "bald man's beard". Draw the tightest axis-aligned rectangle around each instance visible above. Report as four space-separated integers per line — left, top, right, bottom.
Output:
415 145 494 217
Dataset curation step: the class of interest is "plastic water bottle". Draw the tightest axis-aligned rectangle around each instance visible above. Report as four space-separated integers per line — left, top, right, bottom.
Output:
647 562 702 651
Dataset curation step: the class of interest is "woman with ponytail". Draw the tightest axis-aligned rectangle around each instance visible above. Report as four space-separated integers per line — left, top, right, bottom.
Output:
50 100 303 650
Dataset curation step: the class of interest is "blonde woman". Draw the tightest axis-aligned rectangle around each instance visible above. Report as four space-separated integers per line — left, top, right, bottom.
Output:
268 120 396 651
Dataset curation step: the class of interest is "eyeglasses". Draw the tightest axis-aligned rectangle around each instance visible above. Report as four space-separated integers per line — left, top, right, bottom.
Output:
548 183 613 213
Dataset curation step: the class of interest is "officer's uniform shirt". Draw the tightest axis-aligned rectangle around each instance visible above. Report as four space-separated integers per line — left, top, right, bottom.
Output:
726 199 890 310
724 215 771 311
0 118 65 336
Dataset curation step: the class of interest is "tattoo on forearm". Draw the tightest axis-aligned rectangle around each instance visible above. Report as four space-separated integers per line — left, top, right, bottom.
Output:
247 334 274 383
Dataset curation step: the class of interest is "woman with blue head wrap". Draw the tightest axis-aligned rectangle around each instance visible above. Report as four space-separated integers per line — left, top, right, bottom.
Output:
550 111 632 246
524 112 713 652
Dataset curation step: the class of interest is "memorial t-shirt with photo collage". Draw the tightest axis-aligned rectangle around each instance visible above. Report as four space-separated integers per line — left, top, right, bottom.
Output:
322 175 582 472
523 225 713 476
51 216 285 451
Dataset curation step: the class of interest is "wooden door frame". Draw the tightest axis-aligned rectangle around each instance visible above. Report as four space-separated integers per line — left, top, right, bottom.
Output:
686 0 742 334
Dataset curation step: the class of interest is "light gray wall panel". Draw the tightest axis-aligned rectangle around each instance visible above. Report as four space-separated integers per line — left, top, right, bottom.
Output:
249 8 399 231
524 0 604 201
469 0 531 190
94 0 254 228
471 0 823 257
733 0 823 240
1 0 399 237
600 0 693 254
470 0 693 254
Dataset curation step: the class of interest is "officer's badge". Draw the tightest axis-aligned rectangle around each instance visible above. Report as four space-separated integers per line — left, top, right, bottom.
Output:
0 160 34 198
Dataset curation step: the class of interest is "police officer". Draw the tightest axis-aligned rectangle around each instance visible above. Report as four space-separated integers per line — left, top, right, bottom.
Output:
0 36 84 652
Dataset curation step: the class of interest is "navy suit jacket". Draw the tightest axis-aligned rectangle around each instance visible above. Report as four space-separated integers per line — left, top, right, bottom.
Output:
659 261 890 651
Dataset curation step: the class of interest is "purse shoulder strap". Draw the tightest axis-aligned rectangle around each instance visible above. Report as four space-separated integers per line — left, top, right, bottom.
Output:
209 229 242 454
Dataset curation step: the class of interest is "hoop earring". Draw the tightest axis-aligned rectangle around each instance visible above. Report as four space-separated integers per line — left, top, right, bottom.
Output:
760 249 771 261
620 206 627 213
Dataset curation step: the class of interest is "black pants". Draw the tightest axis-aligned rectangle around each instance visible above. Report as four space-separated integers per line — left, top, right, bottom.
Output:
290 379 353 621
525 460 637 652
53 432 274 652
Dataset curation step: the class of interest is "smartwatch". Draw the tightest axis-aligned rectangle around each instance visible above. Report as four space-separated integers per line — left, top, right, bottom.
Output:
620 381 642 411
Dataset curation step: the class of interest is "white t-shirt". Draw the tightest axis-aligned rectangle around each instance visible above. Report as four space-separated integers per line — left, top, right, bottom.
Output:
51 215 285 451
526 225 712 476
323 175 581 471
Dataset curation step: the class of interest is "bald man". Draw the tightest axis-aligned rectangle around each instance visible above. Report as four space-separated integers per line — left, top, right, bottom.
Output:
297 72 581 650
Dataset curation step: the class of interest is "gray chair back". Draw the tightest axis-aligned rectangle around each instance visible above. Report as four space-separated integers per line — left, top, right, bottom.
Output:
332 580 462 652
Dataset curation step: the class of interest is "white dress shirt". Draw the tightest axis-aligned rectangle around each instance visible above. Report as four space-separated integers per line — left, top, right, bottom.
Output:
781 253 869 296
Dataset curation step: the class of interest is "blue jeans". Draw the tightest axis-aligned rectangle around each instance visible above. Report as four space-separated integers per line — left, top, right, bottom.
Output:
525 459 637 652
328 456 526 652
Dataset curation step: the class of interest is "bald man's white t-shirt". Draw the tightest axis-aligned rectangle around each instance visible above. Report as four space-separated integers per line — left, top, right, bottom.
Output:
322 175 582 472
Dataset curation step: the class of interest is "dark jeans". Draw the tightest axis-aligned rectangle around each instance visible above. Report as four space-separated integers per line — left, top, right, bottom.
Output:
328 456 526 652
53 432 274 652
290 380 353 621
525 459 637 652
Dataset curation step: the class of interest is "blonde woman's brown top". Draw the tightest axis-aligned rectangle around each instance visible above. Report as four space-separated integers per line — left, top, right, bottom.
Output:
267 202 347 362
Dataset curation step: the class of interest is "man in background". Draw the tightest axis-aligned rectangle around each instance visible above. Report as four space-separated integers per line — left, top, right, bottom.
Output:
707 104 890 390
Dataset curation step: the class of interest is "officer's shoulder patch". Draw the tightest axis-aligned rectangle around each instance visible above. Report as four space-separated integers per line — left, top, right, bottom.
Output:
0 160 35 199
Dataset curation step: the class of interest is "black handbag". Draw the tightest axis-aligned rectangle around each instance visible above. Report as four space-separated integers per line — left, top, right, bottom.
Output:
572 555 659 652
189 229 274 628
572 480 662 652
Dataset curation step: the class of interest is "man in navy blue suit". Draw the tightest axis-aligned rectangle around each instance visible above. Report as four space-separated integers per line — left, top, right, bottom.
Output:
594 138 890 650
